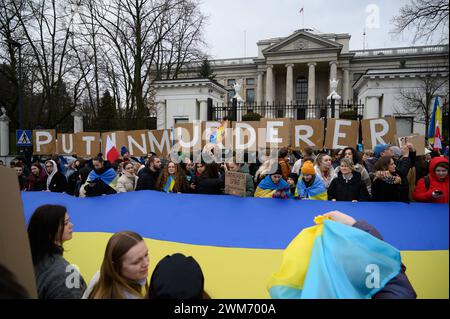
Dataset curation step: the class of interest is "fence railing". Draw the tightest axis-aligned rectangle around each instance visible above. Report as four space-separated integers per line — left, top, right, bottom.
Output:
208 101 365 122
352 45 449 57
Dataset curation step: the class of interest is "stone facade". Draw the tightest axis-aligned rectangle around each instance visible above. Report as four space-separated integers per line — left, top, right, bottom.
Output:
190 29 449 135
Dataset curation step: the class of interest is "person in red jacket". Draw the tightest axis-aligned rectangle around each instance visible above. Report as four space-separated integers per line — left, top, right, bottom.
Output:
413 156 449 203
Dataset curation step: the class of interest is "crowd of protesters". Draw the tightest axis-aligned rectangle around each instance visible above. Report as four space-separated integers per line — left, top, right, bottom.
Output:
3 138 448 204
4 141 447 300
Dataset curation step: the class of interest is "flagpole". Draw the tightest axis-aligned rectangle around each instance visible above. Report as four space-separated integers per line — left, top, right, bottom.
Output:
301 6 304 29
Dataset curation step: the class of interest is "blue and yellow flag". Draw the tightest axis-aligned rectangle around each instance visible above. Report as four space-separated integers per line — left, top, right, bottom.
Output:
163 175 175 193
21 192 448 298
428 96 442 145
295 175 327 200
268 216 401 299
87 168 118 189
255 175 292 198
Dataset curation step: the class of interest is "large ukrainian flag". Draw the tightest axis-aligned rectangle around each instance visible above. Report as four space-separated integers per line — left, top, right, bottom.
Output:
21 191 448 298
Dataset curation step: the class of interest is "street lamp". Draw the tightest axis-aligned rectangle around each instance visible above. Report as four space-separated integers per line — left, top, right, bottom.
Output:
7 39 24 129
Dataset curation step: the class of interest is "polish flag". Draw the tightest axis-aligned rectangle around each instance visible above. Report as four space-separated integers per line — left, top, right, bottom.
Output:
105 135 120 163
433 126 442 151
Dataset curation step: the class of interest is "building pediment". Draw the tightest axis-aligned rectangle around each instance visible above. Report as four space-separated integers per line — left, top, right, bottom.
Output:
262 30 343 55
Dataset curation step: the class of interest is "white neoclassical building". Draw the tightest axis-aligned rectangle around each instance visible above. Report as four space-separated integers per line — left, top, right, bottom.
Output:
152 29 449 136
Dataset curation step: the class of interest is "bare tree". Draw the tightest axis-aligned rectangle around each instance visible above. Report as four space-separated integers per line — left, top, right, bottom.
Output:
8 0 78 128
83 0 206 128
0 0 30 129
1 0 207 131
395 68 449 138
392 0 449 44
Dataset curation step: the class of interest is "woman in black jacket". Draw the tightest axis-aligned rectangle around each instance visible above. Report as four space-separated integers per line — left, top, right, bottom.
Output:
44 160 68 193
371 156 402 202
328 158 370 202
196 163 224 195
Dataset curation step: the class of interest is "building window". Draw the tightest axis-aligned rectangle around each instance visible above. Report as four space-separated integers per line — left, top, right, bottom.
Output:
295 76 308 104
227 79 236 86
246 89 255 104
175 118 189 124
395 117 414 136
246 78 255 86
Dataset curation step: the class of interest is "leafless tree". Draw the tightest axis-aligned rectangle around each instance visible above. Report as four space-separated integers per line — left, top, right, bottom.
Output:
1 0 207 131
392 0 449 44
83 0 206 128
395 68 449 138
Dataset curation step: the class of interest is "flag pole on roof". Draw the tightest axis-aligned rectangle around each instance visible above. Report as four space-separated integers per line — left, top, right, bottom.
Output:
299 5 304 30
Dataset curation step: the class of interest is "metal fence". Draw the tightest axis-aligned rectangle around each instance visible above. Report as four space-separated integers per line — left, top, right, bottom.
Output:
82 116 157 132
208 100 365 122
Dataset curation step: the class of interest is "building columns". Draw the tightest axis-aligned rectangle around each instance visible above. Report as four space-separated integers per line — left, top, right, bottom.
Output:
365 95 381 119
307 62 317 104
72 109 84 133
198 99 208 122
342 68 350 103
156 100 167 129
0 112 9 156
265 64 275 105
256 72 264 105
329 61 338 93
285 64 294 104
285 64 294 118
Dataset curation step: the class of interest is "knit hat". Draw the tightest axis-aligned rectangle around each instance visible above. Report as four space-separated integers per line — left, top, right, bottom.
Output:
150 253 204 299
301 160 315 175
288 173 299 185
121 146 129 157
373 143 391 157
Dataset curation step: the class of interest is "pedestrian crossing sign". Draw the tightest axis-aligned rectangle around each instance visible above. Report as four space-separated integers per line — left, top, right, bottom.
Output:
16 130 32 147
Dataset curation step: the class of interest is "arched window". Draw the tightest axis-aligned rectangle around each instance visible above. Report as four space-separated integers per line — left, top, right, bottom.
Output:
295 76 308 104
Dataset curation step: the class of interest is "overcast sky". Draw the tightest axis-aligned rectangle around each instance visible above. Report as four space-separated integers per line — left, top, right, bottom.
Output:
199 0 434 59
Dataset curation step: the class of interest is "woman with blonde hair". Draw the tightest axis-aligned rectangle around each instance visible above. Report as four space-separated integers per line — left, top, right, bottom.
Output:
155 161 188 193
84 231 149 299
314 153 336 189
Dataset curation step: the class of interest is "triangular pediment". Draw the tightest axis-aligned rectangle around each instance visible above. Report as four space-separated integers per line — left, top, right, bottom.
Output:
263 31 342 53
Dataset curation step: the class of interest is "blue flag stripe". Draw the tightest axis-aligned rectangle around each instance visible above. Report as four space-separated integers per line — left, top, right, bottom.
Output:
21 191 448 250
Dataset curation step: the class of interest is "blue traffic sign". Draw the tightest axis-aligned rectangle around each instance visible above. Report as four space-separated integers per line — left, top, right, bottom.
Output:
16 130 32 147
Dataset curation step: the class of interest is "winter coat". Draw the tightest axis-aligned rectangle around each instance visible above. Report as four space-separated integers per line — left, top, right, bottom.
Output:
314 165 336 189
34 246 86 299
47 172 68 193
327 171 371 202
335 163 372 195
278 158 291 180
116 174 138 193
371 174 401 202
25 170 47 191
136 166 160 191
196 175 224 195
413 157 449 203
45 160 68 193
